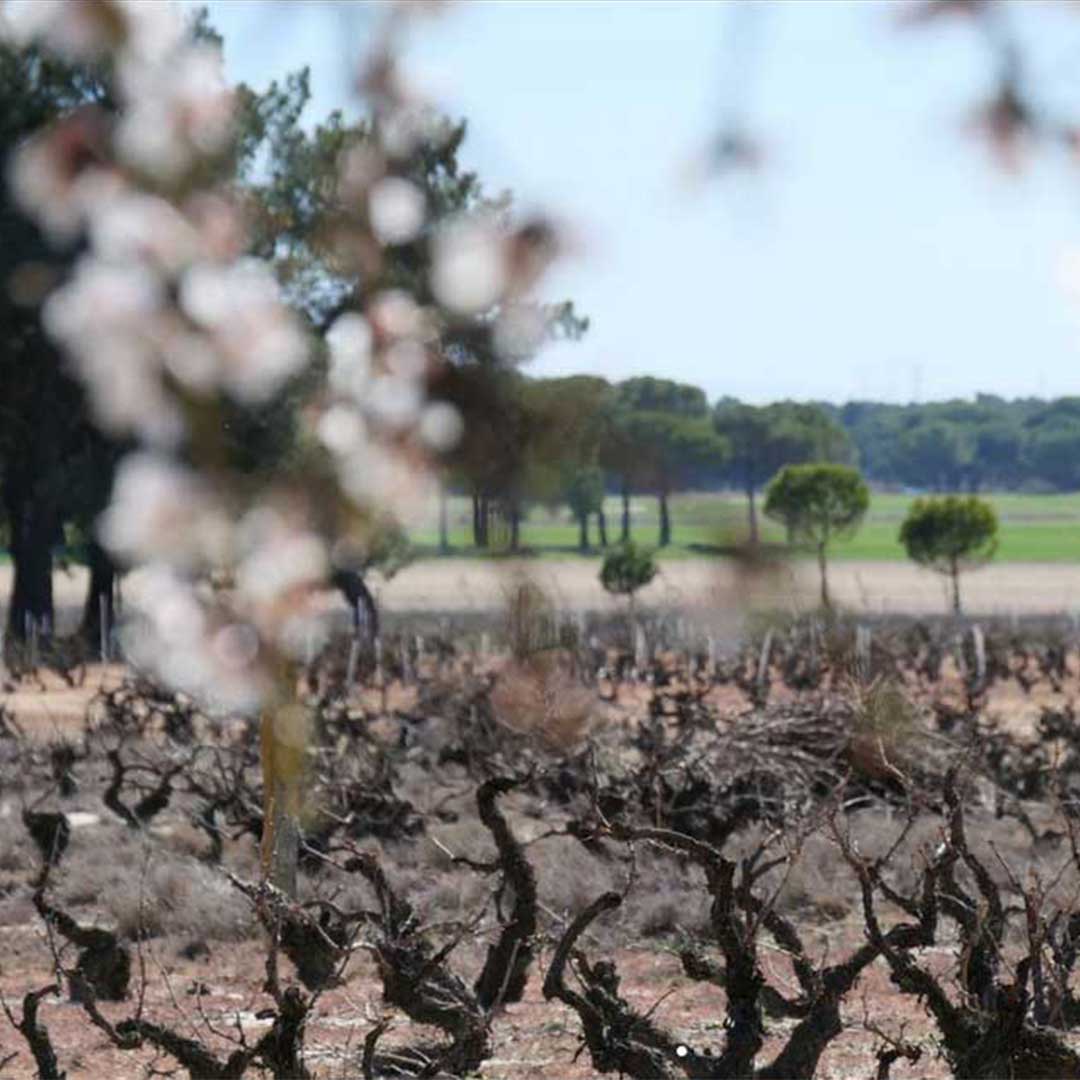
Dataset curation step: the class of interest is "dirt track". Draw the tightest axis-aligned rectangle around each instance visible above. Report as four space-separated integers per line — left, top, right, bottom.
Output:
370 558 1080 617
8 558 1080 634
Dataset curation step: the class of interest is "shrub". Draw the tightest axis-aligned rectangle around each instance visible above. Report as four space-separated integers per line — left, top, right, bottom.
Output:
599 542 657 617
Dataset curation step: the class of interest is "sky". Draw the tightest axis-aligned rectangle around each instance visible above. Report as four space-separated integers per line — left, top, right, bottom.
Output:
197 0 1080 405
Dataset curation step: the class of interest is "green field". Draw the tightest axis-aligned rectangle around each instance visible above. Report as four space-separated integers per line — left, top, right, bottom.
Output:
408 491 1080 562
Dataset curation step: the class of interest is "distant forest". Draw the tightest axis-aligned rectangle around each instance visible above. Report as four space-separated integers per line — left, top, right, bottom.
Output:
501 377 1080 497
444 376 1080 553
817 394 1080 493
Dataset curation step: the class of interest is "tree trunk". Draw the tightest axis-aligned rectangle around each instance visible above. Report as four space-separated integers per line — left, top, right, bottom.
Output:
818 541 830 610
746 484 759 546
471 490 491 548
578 512 590 552
332 569 379 644
597 507 608 547
438 484 450 553
658 489 671 548
951 558 962 616
6 494 56 644
509 503 521 552
620 480 631 542
482 494 491 547
79 541 115 652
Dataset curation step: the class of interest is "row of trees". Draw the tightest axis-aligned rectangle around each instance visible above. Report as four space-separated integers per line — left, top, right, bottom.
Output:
763 464 998 614
449 379 855 552
450 383 1080 557
597 466 998 617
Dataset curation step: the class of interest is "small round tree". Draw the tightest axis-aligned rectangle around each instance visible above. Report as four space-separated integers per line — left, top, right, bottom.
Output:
899 495 998 615
764 463 869 610
600 542 657 621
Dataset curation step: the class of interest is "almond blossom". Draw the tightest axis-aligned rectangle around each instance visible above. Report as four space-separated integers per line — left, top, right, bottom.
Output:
9 0 561 892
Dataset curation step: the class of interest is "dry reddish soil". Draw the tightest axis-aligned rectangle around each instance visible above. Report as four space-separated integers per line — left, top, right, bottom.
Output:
0 921 964 1080
3 613 1080 1076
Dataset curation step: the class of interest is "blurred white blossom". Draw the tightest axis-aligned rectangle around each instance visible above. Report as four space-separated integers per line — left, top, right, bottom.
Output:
379 102 443 161
9 116 120 241
494 303 548 360
91 191 203 273
419 401 464 451
5 0 119 61
116 42 234 180
317 404 367 457
233 510 329 657
12 0 564 722
235 528 328 610
74 338 184 446
339 442 429 514
368 176 426 245
179 259 308 402
99 454 231 568
42 257 186 442
326 312 374 397
385 340 428 381
366 372 424 430
368 289 427 340
431 217 506 314
45 256 162 343
123 565 267 714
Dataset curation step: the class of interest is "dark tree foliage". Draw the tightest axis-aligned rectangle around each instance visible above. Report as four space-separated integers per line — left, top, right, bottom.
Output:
714 400 853 544
764 463 869 609
599 542 658 614
899 494 999 614
0 44 112 644
830 395 1080 494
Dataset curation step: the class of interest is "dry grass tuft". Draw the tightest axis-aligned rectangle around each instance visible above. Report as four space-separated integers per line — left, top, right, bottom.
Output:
845 675 924 786
56 829 254 941
490 650 594 750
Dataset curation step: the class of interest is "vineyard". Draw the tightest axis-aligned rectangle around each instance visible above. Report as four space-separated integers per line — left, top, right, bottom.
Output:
4 606 1080 1077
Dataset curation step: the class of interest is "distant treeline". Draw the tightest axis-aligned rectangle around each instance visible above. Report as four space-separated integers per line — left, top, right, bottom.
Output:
446 377 1080 552
818 394 1080 493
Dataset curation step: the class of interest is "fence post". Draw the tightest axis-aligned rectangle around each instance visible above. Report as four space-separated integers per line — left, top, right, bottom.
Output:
634 622 647 673
99 594 110 663
345 638 360 691
855 624 871 683
756 628 773 700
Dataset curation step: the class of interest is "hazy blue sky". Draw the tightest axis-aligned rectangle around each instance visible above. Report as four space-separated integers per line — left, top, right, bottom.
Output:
200 0 1080 404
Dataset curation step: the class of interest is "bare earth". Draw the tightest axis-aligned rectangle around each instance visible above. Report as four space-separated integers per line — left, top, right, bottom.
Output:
3 562 1080 1077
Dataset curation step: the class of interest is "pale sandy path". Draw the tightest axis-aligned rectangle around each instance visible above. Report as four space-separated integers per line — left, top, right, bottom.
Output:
371 559 1080 616
7 559 1080 629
